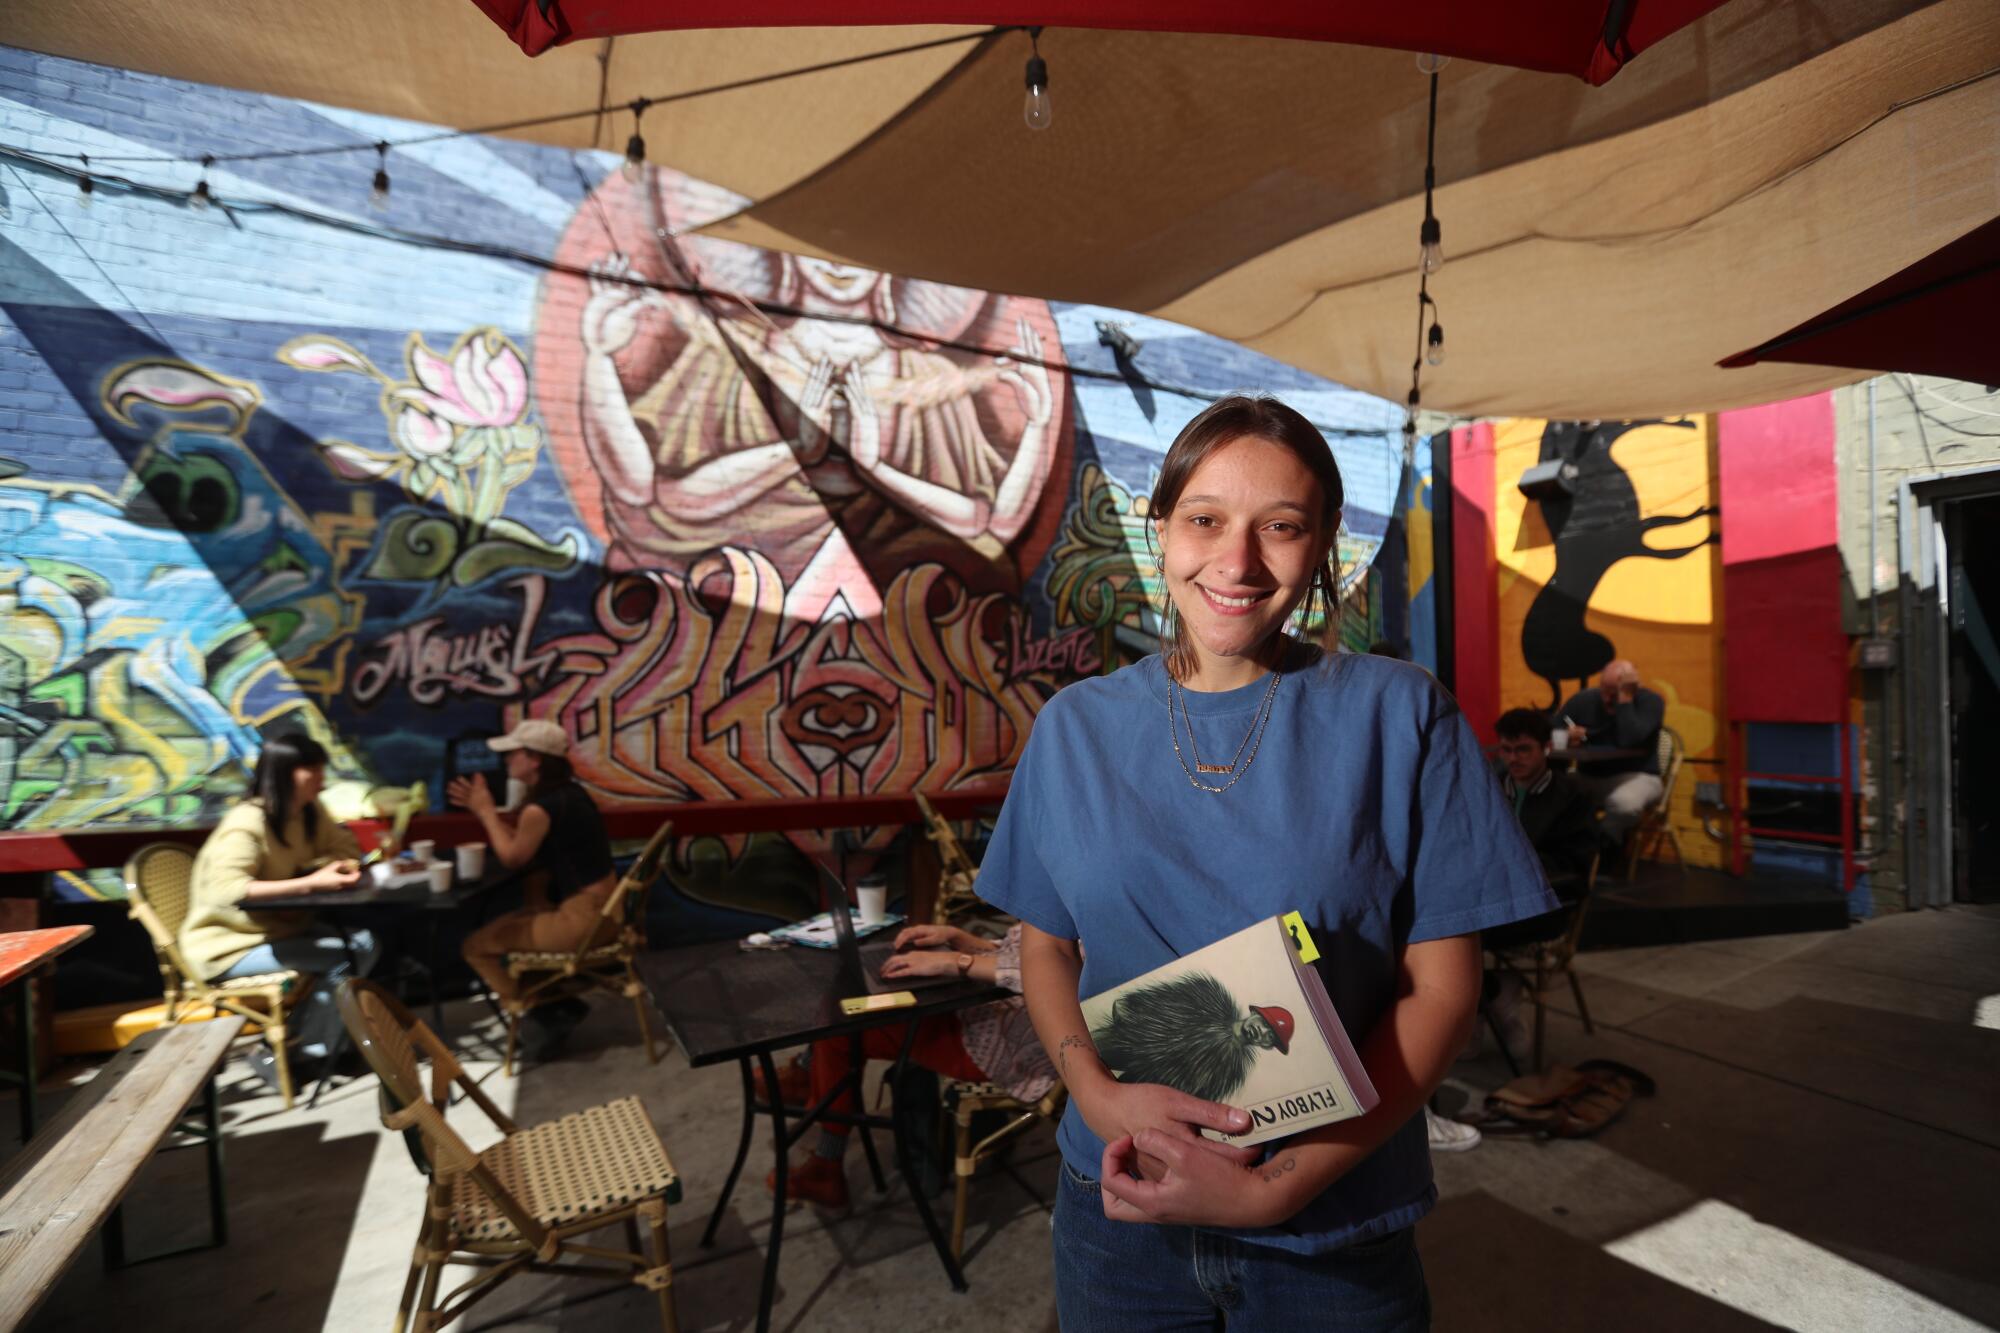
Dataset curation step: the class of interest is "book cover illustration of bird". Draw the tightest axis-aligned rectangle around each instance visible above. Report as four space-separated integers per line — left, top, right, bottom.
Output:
1081 915 1377 1147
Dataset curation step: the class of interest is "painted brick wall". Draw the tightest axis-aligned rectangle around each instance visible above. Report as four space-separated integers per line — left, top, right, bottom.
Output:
1 48 1411 904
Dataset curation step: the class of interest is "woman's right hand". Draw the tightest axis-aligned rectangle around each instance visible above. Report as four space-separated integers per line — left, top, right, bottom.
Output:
309 860 362 892
446 775 497 819
1074 1077 1258 1176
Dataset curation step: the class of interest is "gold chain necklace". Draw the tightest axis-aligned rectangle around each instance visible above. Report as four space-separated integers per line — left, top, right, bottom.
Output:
1168 670 1283 794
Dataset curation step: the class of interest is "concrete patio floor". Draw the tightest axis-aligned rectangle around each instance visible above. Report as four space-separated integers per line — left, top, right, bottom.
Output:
21 903 2000 1332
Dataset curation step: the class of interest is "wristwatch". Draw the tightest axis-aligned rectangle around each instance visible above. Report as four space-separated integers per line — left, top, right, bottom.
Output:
956 952 973 976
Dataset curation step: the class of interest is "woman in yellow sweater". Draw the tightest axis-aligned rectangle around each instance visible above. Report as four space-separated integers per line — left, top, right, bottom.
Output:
183 733 381 1088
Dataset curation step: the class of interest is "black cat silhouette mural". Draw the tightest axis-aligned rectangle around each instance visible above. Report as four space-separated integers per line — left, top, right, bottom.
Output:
1520 420 1717 708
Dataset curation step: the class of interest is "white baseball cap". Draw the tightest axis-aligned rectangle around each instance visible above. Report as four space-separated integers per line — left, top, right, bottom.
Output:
488 719 568 757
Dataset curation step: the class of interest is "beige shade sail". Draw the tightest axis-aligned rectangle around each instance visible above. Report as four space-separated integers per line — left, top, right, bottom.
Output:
8 0 1997 417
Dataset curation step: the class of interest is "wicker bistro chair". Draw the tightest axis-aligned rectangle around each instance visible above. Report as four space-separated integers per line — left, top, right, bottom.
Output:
944 1078 1066 1263
337 980 681 1333
123 842 302 1108
1626 725 1689 880
914 792 985 923
500 822 673 1077
1485 854 1601 1076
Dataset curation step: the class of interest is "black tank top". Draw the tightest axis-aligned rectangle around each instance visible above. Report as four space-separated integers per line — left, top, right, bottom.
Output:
529 781 614 902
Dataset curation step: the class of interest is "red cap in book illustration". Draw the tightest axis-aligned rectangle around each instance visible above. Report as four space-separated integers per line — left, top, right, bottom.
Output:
1249 1005 1294 1055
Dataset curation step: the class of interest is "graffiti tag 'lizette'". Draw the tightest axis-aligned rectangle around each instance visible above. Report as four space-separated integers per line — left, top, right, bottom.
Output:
350 576 556 707
1005 621 1102 683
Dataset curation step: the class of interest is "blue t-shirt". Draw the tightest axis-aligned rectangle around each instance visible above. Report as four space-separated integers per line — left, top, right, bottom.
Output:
976 648 1556 1254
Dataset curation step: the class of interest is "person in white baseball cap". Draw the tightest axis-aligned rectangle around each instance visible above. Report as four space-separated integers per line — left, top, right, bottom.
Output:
485 718 568 757
448 718 617 1061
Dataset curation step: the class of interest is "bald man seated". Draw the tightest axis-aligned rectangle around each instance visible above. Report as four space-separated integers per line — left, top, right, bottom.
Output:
1558 660 1665 842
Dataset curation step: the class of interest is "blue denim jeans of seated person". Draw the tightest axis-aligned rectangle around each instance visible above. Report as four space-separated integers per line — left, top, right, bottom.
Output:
1052 1160 1431 1332
220 929 380 1059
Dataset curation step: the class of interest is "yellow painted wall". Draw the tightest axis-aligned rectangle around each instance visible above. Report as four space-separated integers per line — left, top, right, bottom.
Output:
1493 418 1727 869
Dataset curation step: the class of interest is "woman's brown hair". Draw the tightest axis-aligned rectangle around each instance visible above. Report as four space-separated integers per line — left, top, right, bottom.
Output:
526 752 574 798
1148 395 1345 682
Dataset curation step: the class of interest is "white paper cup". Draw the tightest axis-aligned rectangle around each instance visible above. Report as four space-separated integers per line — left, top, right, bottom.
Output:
410 839 436 863
369 861 394 887
505 778 528 812
455 842 487 880
427 861 453 894
856 880 888 926
1551 729 1570 753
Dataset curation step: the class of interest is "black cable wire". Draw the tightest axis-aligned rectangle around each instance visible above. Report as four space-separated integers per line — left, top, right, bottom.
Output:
33 27 1016 167
0 146 1399 441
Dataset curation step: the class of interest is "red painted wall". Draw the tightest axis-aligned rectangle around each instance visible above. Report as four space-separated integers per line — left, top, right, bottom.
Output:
1451 422 1501 738
1717 394 1847 723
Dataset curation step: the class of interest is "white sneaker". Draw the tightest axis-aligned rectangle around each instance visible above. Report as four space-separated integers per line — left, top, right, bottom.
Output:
1426 1107 1482 1153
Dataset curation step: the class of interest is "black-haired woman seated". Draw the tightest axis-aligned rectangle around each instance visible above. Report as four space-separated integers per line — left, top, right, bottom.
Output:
183 733 382 1090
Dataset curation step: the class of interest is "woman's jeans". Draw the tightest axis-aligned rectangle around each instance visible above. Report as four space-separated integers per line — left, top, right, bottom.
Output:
219 928 379 1058
1052 1159 1431 1332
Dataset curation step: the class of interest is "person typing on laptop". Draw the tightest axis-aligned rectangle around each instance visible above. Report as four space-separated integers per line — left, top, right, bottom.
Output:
766 921 1056 1210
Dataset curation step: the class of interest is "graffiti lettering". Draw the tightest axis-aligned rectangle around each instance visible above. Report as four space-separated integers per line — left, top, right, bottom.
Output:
352 576 556 706
1004 620 1102 682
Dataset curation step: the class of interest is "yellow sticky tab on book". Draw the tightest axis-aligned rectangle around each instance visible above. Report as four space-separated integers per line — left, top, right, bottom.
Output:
1281 912 1320 964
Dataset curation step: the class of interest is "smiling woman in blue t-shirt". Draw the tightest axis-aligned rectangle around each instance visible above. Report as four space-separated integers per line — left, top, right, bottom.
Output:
978 395 1555 1330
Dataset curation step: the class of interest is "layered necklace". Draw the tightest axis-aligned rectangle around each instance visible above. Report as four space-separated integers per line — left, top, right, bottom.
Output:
1167 668 1284 794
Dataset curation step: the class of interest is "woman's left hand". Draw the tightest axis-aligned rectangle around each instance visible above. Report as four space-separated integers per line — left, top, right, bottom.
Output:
1098 1130 1290 1230
879 949 960 980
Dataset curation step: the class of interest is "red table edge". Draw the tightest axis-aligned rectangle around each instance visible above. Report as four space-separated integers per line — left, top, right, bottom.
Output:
0 926 96 988
0 787 1010 876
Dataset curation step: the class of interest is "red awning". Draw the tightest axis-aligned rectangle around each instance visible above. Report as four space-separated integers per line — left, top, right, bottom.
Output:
466 0 1730 83
1721 216 2000 386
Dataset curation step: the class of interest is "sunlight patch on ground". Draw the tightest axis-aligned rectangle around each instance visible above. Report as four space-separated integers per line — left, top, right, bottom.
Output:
1606 1199 1985 1332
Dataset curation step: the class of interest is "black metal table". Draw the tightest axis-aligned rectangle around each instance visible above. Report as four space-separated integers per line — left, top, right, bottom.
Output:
242 866 522 1103
637 938 1006 1333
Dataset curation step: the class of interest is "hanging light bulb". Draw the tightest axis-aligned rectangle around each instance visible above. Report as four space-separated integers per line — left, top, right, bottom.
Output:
369 142 391 211
1023 27 1053 131
1426 320 1446 367
622 99 651 184
77 155 94 208
1419 214 1443 275
1416 52 1451 74
190 155 214 211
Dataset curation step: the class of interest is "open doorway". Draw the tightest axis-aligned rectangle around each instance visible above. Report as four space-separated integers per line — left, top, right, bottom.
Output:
1947 495 2000 902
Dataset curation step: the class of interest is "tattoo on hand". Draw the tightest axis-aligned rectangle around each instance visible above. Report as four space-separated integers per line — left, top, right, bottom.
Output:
1259 1157 1297 1185
1057 1034 1086 1075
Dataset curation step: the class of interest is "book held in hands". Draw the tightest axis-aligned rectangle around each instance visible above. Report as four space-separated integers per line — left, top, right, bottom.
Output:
1081 913 1378 1147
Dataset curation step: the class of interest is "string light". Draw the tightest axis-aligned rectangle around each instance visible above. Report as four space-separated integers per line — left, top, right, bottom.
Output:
189 154 214 210
1023 27 1053 131
1422 292 1445 366
1418 68 1443 275
21 27 1014 173
622 99 651 183
1405 68 1444 438
369 142 391 210
77 154 93 207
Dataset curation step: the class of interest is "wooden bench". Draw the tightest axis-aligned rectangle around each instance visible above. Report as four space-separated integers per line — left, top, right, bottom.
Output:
0 1015 244 1329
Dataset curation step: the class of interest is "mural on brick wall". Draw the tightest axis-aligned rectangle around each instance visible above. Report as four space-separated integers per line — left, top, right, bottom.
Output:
1493 417 1724 868
0 49 1410 900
